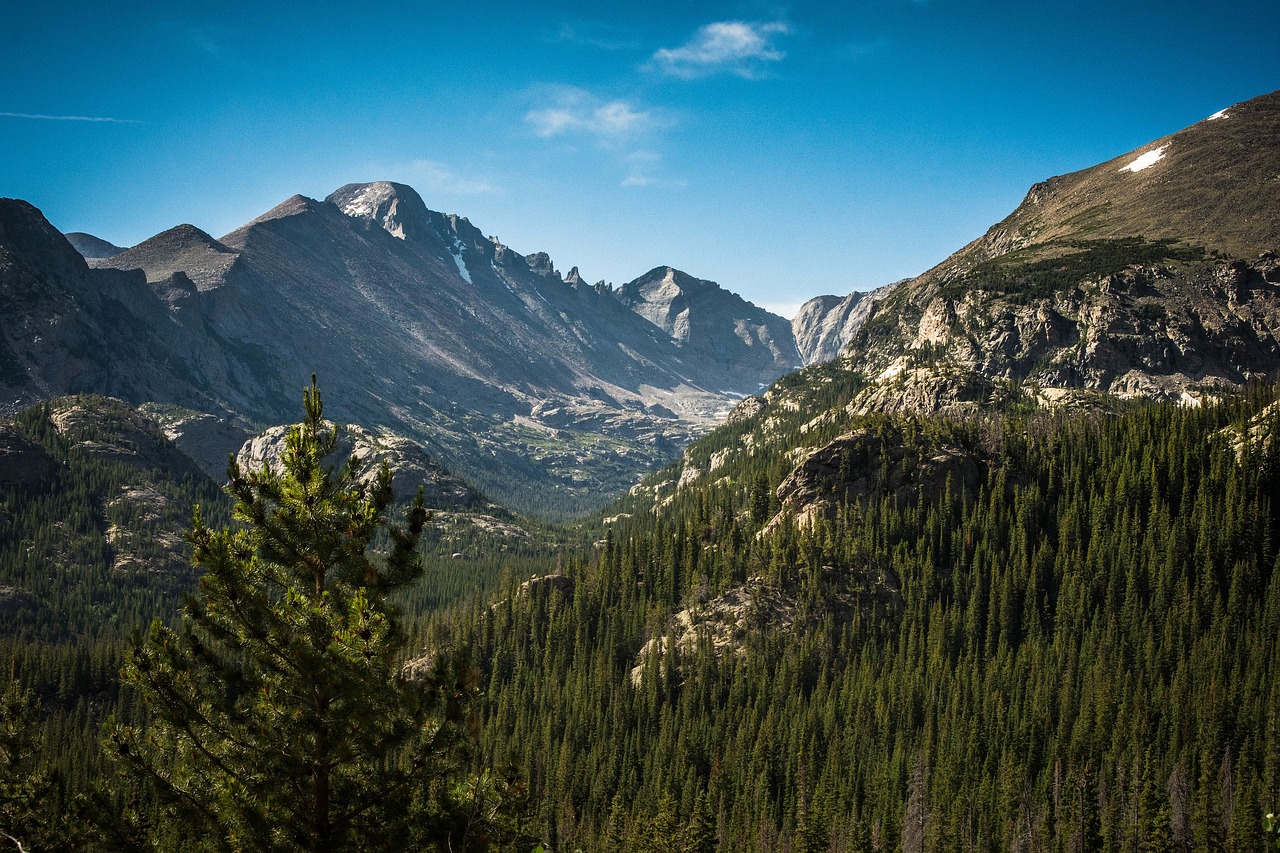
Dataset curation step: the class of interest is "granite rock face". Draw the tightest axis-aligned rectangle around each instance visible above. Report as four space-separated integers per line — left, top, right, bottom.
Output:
614 266 802 379
792 280 902 365
235 420 495 512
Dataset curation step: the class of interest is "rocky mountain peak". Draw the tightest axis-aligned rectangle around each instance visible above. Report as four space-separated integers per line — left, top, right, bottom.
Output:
614 265 802 374
442 213 493 257
326 181 432 241
0 198 90 284
525 252 558 278
65 232 125 259
614 267 702 341
242 194 329 228
101 224 237 292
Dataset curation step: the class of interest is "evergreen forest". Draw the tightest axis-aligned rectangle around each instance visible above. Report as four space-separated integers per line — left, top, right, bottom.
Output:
2 381 1280 851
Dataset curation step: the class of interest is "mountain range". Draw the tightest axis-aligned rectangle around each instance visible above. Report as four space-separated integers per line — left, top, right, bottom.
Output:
4 90 1280 522
1 181 807 517
3 86 1280 853
629 88 1280 528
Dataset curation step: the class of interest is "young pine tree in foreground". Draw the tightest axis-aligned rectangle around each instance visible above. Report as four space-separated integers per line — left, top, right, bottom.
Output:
0 673 64 851
106 380 486 852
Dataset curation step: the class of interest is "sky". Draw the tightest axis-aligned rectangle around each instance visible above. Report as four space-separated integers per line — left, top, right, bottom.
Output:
2 2 1277 319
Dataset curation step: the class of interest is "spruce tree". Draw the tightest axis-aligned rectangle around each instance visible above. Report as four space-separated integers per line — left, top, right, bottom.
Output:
0 674 63 851
106 380 476 852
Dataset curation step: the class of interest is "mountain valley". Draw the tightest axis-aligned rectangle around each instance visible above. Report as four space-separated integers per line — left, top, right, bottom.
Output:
2 87 1280 852
2 181 804 518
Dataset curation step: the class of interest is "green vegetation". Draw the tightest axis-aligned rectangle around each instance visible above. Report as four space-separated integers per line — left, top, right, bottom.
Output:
108 381 511 851
939 237 1208 303
2 378 1278 851
0 675 62 850
450 385 1279 851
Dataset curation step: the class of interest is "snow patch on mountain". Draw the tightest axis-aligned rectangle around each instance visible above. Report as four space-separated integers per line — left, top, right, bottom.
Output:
450 246 472 283
1120 145 1168 173
1207 109 1230 121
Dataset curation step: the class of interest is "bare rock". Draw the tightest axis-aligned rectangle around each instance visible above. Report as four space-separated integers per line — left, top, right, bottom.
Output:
236 421 494 511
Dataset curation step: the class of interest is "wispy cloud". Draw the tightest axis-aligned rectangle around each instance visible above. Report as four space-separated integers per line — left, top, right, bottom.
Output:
621 151 686 189
648 20 792 79
0 111 142 123
525 88 683 188
400 160 500 196
551 20 643 51
526 87 659 140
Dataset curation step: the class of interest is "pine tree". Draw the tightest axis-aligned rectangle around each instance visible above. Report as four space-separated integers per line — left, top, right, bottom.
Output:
0 674 64 851
105 380 479 852
682 791 717 853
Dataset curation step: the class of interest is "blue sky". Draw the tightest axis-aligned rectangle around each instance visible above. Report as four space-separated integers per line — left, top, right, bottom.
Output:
2 1 1277 317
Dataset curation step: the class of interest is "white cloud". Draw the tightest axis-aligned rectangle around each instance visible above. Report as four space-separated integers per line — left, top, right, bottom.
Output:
403 160 500 195
365 159 500 196
649 20 792 79
525 89 683 187
526 87 657 140
0 111 141 123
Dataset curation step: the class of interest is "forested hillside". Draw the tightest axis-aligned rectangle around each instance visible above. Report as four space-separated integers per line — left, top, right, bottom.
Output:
0 396 232 808
454 386 1280 852
1 380 1278 851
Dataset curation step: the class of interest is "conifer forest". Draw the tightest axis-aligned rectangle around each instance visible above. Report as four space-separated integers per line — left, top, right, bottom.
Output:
1 375 1278 852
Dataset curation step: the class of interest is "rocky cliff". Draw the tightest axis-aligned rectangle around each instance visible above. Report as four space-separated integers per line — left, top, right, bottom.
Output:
791 280 902 365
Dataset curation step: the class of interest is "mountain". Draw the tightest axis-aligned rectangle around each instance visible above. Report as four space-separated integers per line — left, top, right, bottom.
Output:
791 280 901 365
822 89 1280 416
612 266 801 379
64 231 125 259
437 91 1280 853
99 223 237 291
625 88 1280 531
1 183 801 517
